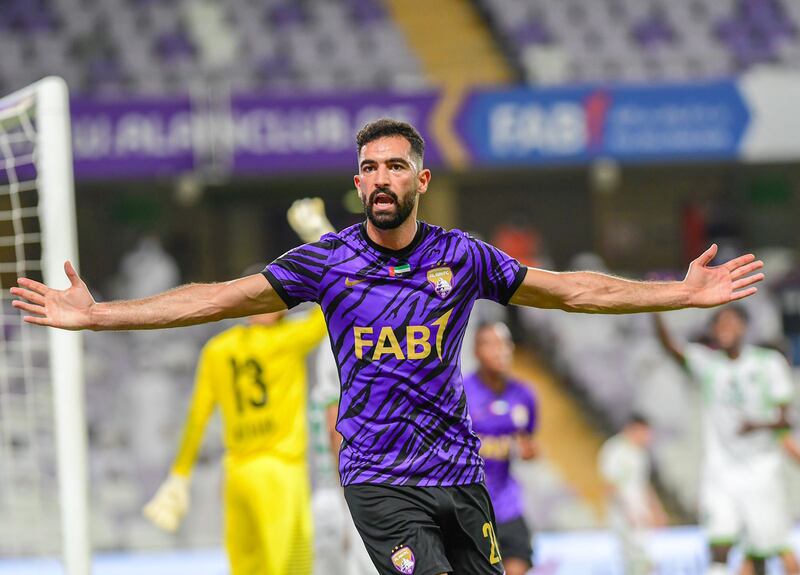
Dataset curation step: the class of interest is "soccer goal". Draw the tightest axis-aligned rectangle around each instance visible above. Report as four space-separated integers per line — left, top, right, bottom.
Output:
0 77 89 575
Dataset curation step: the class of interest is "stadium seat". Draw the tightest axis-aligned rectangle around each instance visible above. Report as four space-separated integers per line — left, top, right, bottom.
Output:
478 0 800 84
0 0 424 95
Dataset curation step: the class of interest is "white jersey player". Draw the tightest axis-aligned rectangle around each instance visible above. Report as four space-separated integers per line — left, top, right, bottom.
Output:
285 197 375 575
310 343 375 575
654 307 796 575
599 415 666 575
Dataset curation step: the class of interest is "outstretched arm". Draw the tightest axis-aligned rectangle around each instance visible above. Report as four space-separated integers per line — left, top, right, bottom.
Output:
10 261 286 331
510 244 763 313
652 314 686 366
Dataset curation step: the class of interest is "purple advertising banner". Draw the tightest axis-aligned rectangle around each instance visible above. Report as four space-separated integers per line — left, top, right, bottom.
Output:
70 97 198 179
229 91 443 174
69 92 443 180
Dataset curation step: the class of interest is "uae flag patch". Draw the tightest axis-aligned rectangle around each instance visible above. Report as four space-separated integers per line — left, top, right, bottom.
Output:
389 263 411 277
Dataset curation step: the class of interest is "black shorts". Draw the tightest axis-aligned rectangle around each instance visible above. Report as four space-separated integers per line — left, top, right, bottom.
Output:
496 515 533 565
344 482 504 575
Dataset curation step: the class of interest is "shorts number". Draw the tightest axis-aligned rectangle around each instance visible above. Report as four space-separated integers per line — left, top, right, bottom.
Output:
230 357 268 413
482 522 501 565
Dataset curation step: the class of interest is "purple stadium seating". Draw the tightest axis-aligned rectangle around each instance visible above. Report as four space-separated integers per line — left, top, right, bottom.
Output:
0 0 423 95
479 0 800 84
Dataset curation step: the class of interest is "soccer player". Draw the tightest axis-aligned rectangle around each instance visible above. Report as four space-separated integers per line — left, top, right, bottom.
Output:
142 304 327 575
739 434 800 575
463 321 538 575
12 119 764 575
654 307 795 575
599 415 666 575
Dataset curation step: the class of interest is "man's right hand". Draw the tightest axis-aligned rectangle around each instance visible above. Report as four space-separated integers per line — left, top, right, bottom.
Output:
10 260 96 330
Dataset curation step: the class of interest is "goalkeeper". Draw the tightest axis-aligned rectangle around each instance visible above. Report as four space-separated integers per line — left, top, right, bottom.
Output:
143 200 332 575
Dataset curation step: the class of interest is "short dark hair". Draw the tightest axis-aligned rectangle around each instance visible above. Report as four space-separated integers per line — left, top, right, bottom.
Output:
475 321 512 341
628 413 650 427
356 118 425 166
711 304 749 326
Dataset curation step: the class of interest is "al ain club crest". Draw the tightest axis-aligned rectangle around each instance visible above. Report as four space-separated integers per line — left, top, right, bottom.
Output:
391 545 416 574
426 266 453 299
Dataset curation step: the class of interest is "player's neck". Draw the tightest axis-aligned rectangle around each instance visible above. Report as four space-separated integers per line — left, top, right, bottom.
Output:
724 345 742 360
478 369 507 394
365 217 419 252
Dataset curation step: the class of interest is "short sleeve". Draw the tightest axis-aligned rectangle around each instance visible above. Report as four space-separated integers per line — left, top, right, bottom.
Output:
598 440 622 484
262 240 331 309
465 235 527 305
683 343 715 381
766 351 794 406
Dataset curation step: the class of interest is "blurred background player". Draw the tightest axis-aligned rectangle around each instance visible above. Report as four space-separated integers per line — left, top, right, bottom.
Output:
309 344 377 575
738 434 800 575
463 322 538 575
288 197 376 575
654 307 796 575
142 290 327 575
599 415 666 575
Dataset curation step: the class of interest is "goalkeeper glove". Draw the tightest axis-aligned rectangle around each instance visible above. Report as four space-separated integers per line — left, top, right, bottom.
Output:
287 197 335 243
142 473 191 533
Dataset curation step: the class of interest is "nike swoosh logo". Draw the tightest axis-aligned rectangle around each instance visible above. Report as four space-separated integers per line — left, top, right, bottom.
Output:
345 277 367 287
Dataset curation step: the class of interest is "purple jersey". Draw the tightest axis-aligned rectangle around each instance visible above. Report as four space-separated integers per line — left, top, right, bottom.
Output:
463 373 537 523
263 221 526 487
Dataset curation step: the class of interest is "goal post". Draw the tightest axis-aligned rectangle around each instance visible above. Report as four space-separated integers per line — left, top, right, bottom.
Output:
38 77 90 575
0 77 89 575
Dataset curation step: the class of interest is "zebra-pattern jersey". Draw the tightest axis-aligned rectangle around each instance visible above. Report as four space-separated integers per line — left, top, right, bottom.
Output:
263 221 526 487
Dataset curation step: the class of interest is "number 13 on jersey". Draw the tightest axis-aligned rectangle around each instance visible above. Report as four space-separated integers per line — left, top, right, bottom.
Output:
230 357 268 413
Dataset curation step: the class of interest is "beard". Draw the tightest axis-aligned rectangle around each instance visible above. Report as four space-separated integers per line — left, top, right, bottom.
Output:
362 187 416 230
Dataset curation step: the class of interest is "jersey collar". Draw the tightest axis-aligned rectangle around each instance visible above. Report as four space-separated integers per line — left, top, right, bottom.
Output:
359 220 426 259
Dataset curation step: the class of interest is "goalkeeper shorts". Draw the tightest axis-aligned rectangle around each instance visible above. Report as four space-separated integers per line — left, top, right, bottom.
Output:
224 454 313 575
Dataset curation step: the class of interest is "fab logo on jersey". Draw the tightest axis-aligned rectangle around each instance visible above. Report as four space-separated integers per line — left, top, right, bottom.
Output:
353 309 452 361
426 266 453 299
390 545 416 574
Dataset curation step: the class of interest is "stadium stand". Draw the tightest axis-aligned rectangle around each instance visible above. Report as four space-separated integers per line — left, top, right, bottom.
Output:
477 0 800 85
0 0 425 95
8 0 800 97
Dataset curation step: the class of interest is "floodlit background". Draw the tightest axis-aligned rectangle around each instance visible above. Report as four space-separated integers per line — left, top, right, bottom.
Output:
2 0 800 573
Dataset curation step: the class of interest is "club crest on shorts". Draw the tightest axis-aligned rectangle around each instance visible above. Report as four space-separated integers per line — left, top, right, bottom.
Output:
390 545 416 574
427 266 453 299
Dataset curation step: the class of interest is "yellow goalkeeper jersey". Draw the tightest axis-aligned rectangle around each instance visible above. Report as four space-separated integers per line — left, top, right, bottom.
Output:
171 308 327 475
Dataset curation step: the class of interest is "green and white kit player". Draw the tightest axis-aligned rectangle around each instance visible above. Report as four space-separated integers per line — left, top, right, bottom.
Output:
288 198 376 575
309 344 376 575
655 307 796 575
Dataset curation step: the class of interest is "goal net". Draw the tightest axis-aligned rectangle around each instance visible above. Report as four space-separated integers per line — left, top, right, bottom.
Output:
0 77 88 574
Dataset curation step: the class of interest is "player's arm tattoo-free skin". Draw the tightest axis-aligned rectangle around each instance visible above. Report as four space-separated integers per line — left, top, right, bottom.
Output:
12 262 286 331
509 244 763 314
